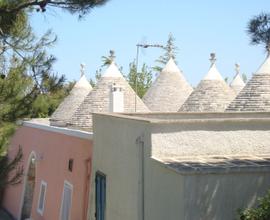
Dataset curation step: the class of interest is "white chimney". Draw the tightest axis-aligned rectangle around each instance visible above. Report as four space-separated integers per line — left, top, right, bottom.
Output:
109 84 124 112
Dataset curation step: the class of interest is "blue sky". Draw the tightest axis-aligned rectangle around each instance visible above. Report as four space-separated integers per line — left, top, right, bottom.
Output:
30 0 269 86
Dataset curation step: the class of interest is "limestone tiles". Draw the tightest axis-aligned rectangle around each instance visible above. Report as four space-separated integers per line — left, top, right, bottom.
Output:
230 63 245 94
179 53 235 112
50 64 92 126
69 62 149 131
142 58 193 112
226 54 270 111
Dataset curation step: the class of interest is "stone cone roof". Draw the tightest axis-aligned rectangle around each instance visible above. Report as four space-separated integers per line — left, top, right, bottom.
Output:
179 62 235 112
226 55 270 111
50 73 92 126
142 58 193 112
230 73 245 94
69 62 149 131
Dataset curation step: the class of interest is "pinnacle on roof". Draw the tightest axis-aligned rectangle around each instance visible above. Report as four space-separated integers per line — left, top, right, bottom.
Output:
179 53 235 112
69 60 149 131
203 53 224 81
142 57 193 112
230 63 245 94
226 53 270 112
102 61 123 78
71 63 92 90
163 57 182 73
101 50 123 78
50 64 92 126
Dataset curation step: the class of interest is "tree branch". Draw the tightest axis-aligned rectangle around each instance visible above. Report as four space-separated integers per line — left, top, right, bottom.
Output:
0 1 48 14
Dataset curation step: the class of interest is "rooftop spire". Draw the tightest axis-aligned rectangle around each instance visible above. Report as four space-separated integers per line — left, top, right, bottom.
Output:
210 53 216 66
109 50 116 62
80 63 86 77
203 53 224 81
230 63 245 94
235 63 240 74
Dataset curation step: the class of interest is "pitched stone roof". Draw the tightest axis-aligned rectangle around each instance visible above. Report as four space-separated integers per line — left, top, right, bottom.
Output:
142 58 193 112
69 62 149 131
50 71 92 126
226 55 270 111
230 64 245 94
179 54 235 112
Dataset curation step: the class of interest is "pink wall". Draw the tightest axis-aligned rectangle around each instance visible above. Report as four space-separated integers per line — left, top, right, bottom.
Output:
3 125 92 220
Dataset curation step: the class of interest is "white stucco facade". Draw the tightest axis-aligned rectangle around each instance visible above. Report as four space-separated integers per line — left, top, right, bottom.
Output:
89 112 270 220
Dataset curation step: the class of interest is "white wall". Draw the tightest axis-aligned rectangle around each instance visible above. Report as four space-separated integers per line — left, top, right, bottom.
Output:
90 113 270 220
182 172 270 220
89 114 150 220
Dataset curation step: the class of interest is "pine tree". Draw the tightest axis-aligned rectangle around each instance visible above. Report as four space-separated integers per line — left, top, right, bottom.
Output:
0 4 71 192
242 73 247 83
247 12 270 52
90 69 102 87
125 61 152 98
0 0 110 22
153 33 178 72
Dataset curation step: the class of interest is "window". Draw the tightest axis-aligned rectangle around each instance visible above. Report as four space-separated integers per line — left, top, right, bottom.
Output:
60 181 73 220
68 159 73 172
37 180 47 215
95 172 106 220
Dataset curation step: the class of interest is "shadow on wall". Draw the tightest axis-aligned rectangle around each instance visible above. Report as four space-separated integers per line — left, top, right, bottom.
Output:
20 153 36 220
0 208 15 220
175 158 270 220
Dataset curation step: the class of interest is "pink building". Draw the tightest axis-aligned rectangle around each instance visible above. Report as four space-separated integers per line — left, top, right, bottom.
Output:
3 66 93 220
2 61 149 220
3 120 92 220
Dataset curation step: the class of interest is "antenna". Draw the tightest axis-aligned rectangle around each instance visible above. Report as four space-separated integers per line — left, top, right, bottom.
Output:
134 43 165 112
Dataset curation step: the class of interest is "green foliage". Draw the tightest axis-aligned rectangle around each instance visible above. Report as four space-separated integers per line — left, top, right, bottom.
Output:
0 1 28 37
90 69 102 87
101 50 115 67
92 50 153 97
242 73 248 83
0 123 16 154
125 61 152 98
0 123 23 191
238 190 270 220
247 12 270 51
0 0 110 20
153 33 178 72
90 50 115 87
0 0 76 191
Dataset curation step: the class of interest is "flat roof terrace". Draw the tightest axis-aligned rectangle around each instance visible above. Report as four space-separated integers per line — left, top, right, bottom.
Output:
123 111 270 122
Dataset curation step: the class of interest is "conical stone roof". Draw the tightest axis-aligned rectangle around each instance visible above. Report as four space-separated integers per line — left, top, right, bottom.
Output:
226 54 270 111
179 54 235 112
142 58 193 112
69 62 149 131
50 65 92 126
230 63 245 94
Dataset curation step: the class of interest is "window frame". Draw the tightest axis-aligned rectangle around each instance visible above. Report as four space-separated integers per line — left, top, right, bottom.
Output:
37 180 47 216
60 180 73 220
95 171 106 220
